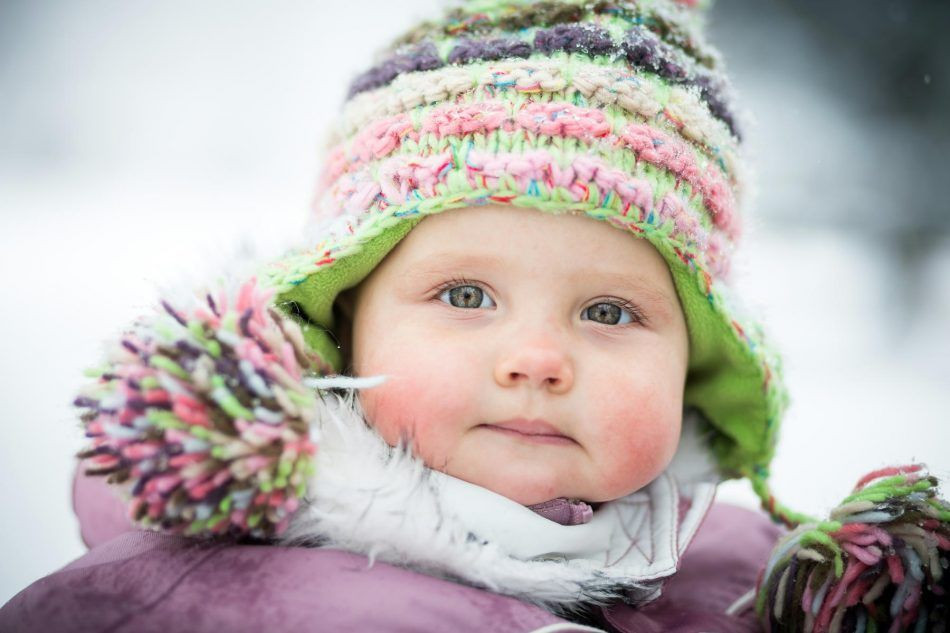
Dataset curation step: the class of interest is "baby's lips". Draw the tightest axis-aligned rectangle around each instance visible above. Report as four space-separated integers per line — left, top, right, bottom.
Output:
481 417 578 445
488 417 567 436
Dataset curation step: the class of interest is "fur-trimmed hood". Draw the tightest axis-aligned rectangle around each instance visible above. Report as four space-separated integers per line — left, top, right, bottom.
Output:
276 387 721 615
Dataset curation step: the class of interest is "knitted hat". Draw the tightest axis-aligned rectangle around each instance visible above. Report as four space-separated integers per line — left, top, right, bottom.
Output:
261 0 792 515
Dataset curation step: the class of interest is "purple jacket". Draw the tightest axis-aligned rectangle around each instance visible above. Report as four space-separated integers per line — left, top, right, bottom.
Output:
1 465 784 633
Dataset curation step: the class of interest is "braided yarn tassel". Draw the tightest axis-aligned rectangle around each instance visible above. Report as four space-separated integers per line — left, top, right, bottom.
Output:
74 277 329 539
755 465 950 632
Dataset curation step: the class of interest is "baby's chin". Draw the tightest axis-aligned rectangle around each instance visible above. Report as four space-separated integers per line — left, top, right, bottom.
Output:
495 484 586 507
444 433 658 506
456 476 573 506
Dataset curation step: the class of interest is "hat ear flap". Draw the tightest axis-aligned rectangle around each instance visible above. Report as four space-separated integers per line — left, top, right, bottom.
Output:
269 216 423 373
330 288 358 374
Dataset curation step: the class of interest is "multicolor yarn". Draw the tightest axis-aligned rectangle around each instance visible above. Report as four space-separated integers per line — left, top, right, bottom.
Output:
331 57 742 176
756 465 950 633
348 22 738 137
74 278 324 539
323 99 739 250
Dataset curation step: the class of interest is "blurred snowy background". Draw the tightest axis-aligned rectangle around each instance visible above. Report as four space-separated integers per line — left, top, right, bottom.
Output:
1 0 948 604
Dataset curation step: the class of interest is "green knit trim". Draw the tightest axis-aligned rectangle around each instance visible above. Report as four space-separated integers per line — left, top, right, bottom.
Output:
271 218 422 370
749 466 819 529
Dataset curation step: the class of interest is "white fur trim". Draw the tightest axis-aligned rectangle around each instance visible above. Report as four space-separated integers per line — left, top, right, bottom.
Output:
277 389 720 614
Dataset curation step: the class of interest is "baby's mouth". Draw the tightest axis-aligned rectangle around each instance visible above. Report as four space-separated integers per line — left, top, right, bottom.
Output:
479 418 577 446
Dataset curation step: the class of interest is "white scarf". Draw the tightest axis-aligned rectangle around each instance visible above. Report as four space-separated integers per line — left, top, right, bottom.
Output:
276 390 720 614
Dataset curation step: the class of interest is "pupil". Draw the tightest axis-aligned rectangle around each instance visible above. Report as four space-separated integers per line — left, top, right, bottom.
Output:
450 286 482 308
590 303 620 324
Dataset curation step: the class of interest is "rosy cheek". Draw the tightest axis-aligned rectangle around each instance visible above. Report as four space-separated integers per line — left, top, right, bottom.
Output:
360 384 422 448
586 390 682 499
358 362 476 468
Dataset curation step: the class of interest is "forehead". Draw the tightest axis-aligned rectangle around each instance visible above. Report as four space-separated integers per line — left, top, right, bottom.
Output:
392 206 675 289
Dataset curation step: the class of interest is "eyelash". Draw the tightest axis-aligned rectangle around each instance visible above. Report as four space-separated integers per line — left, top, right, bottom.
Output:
430 277 647 326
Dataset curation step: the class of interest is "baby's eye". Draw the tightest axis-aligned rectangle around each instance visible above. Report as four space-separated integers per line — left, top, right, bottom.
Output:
439 285 495 309
581 302 636 326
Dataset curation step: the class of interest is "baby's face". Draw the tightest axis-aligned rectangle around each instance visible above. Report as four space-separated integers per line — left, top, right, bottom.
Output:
347 205 689 505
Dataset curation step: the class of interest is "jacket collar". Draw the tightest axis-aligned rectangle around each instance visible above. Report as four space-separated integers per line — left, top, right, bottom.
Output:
277 390 720 613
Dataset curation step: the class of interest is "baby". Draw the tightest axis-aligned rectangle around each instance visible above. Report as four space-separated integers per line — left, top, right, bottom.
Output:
270 199 737 628
10 1 945 632
339 204 689 508
251 0 799 625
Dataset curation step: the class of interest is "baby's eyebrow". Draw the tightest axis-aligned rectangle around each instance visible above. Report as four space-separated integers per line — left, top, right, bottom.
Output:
568 268 669 299
406 252 501 274
569 269 669 296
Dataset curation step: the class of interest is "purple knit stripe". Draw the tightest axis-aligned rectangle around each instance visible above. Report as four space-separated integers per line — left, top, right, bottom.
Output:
691 74 737 141
346 26 740 139
392 1 714 69
534 23 615 57
622 28 688 81
622 29 739 139
346 41 444 98
447 36 533 65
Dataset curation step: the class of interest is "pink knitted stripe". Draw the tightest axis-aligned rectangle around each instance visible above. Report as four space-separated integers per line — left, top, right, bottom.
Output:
321 100 737 235
618 123 735 231
326 148 732 275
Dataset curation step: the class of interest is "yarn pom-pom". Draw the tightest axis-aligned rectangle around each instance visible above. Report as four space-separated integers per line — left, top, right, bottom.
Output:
756 465 949 633
74 277 328 539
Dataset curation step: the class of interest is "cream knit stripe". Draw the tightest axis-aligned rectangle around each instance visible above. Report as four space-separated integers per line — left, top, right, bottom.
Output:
333 56 743 182
319 99 737 233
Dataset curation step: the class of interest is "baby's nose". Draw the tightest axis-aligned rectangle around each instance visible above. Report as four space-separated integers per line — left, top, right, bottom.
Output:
493 345 574 394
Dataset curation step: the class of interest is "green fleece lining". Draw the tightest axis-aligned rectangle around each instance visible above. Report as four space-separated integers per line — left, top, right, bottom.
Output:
273 209 778 478
274 219 422 371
